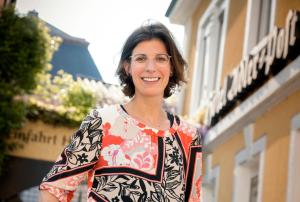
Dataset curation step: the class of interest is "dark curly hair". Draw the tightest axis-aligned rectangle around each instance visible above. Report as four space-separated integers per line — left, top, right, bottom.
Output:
115 21 187 98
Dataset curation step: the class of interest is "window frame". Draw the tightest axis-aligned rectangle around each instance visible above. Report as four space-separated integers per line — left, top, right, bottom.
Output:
243 0 276 56
286 113 300 202
202 154 220 202
190 0 230 116
232 124 266 202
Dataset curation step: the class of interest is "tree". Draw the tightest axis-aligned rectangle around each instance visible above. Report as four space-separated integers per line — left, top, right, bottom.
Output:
0 6 57 175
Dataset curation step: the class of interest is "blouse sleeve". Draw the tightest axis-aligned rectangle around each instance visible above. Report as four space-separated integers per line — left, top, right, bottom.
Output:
186 126 203 202
39 109 103 202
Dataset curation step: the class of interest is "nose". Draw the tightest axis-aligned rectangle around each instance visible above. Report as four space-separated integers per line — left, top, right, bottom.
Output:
145 58 156 72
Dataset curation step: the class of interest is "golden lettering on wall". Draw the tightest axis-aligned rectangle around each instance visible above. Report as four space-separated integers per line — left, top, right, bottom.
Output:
5 121 77 162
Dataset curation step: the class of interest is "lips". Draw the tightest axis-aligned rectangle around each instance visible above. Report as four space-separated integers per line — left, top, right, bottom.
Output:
141 77 160 81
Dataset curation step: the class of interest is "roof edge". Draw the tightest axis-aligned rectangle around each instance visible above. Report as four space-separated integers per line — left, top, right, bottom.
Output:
166 0 201 25
165 0 178 17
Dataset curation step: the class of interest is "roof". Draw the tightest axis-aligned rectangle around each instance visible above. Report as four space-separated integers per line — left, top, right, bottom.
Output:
42 19 103 81
50 41 103 81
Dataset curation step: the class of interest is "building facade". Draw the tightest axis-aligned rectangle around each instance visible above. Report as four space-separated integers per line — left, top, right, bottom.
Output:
167 0 300 202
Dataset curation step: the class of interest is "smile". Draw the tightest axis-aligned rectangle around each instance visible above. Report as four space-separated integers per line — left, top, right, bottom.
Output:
141 77 160 81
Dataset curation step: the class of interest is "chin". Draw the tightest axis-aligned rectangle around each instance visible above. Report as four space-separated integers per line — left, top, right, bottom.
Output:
137 90 164 98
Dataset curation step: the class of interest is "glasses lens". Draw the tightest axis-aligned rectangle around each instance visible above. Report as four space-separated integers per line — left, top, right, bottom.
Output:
155 54 169 65
132 54 147 63
131 54 170 66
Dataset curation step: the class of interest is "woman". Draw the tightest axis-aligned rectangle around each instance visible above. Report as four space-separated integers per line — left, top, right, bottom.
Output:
39 22 202 202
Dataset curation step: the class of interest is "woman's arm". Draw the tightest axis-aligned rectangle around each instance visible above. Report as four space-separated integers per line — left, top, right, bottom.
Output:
39 109 103 201
39 190 59 202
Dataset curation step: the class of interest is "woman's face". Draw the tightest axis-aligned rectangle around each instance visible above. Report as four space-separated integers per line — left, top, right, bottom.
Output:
125 39 171 99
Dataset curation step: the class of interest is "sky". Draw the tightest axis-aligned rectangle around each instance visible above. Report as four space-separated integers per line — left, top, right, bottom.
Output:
16 0 184 84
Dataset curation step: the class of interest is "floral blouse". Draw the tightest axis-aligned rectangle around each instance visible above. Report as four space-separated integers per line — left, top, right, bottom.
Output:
40 105 202 202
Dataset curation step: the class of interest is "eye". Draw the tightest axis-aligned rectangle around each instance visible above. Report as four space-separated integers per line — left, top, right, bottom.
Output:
133 55 147 63
156 55 169 63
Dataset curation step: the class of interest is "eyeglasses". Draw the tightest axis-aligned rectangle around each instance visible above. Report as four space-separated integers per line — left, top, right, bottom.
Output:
130 54 171 67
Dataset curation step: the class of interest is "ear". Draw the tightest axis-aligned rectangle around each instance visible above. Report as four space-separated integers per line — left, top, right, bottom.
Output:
124 62 130 75
170 67 174 76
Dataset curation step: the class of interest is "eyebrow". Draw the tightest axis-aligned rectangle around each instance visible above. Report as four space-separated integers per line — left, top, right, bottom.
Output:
132 53 169 56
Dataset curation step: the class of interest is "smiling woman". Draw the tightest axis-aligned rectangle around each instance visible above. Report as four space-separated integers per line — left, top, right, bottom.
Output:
116 22 186 99
125 39 172 98
39 22 202 202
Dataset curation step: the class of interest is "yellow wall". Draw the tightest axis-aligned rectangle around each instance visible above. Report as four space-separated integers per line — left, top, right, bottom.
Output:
211 131 245 202
210 89 300 202
255 89 300 202
221 0 247 84
276 0 300 27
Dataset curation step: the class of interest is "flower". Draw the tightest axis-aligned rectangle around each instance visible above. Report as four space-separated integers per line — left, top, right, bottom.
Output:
77 153 88 164
165 137 174 145
132 151 154 171
112 196 120 202
102 144 130 166
169 147 182 166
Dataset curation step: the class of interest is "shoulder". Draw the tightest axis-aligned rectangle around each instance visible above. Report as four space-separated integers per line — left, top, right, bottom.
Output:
91 104 116 115
173 115 203 145
88 105 119 120
175 116 199 137
79 105 119 129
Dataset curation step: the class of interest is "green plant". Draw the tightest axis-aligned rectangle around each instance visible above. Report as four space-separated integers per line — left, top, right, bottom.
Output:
28 70 96 126
63 82 96 122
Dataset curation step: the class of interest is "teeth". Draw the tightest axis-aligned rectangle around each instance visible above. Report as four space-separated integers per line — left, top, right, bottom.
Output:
142 77 159 81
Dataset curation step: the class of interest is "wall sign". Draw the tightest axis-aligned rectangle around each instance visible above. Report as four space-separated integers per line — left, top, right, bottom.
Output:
6 121 75 162
206 10 300 126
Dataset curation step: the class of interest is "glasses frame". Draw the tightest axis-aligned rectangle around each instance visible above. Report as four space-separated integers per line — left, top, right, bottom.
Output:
129 53 172 67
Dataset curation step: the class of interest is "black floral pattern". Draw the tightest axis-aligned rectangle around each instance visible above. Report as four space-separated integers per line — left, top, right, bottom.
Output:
77 153 88 164
169 147 183 166
112 196 120 202
43 111 103 181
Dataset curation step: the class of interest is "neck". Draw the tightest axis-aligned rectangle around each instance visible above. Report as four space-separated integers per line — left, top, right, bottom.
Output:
124 95 169 130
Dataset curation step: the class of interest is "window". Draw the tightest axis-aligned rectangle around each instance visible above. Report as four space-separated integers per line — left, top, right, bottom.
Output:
203 178 217 202
286 113 300 202
190 0 229 114
201 15 224 103
244 0 276 55
249 175 259 202
233 124 266 202
234 156 260 202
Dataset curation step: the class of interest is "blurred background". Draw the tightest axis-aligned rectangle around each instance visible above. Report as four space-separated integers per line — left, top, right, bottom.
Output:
0 0 300 202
